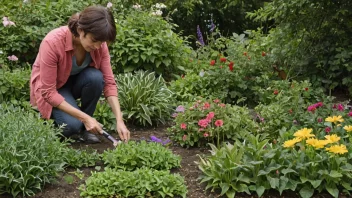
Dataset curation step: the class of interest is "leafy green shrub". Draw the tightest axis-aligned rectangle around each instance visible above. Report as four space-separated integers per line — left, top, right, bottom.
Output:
110 9 192 77
0 0 94 68
169 56 250 104
117 70 173 126
0 105 67 197
101 140 181 171
79 167 187 198
167 98 258 147
64 147 101 168
0 67 31 105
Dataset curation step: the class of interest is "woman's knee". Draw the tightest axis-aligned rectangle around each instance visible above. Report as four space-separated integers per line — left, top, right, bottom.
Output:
60 118 83 137
81 68 104 89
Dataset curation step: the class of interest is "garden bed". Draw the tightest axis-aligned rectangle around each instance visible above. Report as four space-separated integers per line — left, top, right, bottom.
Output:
0 125 343 198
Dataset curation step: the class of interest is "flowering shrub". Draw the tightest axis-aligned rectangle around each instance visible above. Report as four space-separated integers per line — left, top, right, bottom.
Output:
167 98 258 147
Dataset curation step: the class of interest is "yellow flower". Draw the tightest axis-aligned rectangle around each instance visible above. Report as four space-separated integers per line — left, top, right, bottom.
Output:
326 144 348 154
325 134 341 143
306 138 329 149
294 128 315 139
325 116 344 124
283 138 302 148
343 125 352 132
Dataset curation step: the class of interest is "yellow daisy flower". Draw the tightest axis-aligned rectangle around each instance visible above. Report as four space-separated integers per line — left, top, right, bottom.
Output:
343 125 352 132
306 138 329 149
325 115 344 124
294 128 315 139
326 144 348 154
325 134 341 143
283 137 302 148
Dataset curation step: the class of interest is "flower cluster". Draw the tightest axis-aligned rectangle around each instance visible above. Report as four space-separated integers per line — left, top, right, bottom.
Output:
307 102 323 112
283 116 350 155
209 57 234 72
132 3 141 9
7 55 18 61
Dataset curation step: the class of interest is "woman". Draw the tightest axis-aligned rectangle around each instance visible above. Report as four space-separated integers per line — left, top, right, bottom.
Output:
30 5 130 143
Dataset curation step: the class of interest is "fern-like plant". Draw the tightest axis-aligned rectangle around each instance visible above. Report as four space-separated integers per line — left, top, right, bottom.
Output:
117 70 173 126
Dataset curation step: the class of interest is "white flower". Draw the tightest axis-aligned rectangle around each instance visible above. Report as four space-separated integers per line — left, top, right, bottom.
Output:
0 50 3 54
155 3 166 9
199 70 205 77
155 10 163 16
132 4 141 9
107 2 112 8
2 17 15 27
23 0 29 3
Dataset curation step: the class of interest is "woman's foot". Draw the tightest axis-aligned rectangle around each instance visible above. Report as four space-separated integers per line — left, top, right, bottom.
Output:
82 130 101 143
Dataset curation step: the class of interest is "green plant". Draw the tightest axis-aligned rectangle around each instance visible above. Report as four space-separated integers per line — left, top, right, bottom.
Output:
101 140 181 171
117 70 174 126
79 167 187 198
167 97 258 147
64 147 101 168
0 104 67 197
93 97 116 130
0 67 31 105
110 8 192 78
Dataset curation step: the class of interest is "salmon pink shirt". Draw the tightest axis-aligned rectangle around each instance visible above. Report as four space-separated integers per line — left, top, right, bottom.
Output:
30 26 117 119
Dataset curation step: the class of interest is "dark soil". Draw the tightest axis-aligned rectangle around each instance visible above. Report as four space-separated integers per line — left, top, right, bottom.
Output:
0 125 349 198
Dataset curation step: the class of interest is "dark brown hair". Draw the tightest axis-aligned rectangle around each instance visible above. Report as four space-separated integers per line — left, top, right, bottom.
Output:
68 6 116 42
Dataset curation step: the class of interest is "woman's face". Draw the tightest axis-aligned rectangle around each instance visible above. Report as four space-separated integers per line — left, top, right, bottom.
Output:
78 29 103 52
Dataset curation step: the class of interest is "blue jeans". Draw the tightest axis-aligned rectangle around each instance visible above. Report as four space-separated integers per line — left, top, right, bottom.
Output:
51 67 104 137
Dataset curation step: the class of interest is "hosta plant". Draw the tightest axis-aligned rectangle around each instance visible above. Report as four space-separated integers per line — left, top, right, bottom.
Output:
79 167 187 198
101 140 181 171
167 97 258 147
117 70 173 126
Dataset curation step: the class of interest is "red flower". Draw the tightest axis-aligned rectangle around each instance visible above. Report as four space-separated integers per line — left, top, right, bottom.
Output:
206 112 215 120
203 102 210 109
214 120 224 127
182 135 187 141
228 62 234 71
325 127 331 133
180 123 187 129
243 52 247 56
273 90 279 95
220 57 226 62
305 87 309 91
210 60 215 66
203 133 209 137
261 51 266 57
198 119 209 128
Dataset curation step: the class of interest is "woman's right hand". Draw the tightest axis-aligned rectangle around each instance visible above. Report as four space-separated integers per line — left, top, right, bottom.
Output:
82 116 103 134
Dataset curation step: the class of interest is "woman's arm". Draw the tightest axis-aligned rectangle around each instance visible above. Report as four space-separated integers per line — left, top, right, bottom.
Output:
106 96 130 141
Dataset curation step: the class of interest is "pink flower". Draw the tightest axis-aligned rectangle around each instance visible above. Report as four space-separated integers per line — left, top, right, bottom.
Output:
171 113 178 118
213 99 220 103
203 133 209 137
316 102 323 107
337 104 344 111
325 127 331 133
206 112 215 120
198 119 209 128
182 135 187 141
218 103 226 108
203 102 210 110
2 17 15 27
214 120 224 127
106 2 113 8
175 105 185 112
7 55 18 61
348 112 352 117
307 105 316 112
180 123 187 129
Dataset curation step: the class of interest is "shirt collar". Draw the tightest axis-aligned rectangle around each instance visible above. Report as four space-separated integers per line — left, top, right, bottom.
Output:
64 26 74 52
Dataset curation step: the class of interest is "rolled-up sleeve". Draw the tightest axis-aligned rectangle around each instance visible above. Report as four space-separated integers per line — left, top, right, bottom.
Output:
99 43 118 97
39 40 65 107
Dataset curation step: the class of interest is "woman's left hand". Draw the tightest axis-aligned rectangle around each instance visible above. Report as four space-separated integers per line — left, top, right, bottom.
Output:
116 120 130 142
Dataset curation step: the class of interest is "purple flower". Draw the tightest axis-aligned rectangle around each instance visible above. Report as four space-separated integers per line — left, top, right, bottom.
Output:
196 25 205 46
175 105 185 113
171 113 178 118
150 136 171 145
210 20 215 32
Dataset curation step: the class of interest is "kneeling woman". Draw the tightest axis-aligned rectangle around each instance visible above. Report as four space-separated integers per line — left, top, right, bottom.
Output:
30 6 130 143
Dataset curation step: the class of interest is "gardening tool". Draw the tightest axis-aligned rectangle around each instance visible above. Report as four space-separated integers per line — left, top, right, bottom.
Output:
101 130 121 147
